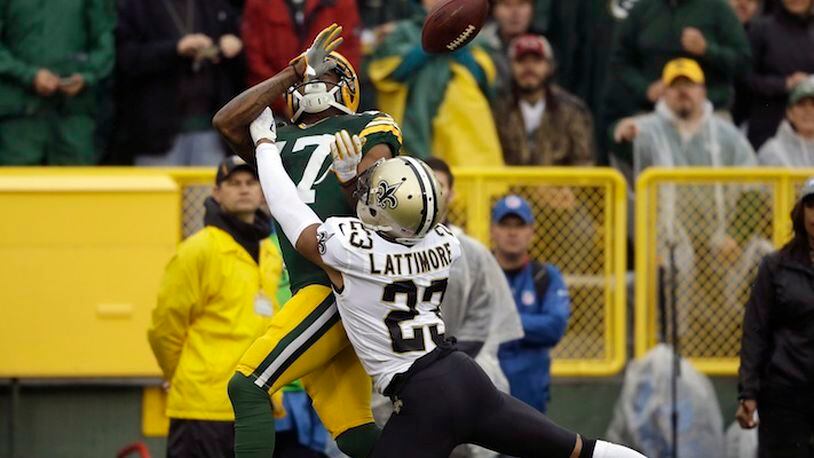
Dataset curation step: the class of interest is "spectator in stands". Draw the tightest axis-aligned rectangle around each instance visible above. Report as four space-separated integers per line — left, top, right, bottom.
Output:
493 34 595 166
148 156 281 458
732 0 764 25
492 195 570 413
737 177 814 458
481 0 536 98
547 0 641 166
603 0 750 131
730 0 763 128
242 0 361 116
114 0 244 166
613 58 756 174
0 0 114 166
368 0 503 167
745 0 814 149
614 59 757 342
758 76 814 166
356 0 419 110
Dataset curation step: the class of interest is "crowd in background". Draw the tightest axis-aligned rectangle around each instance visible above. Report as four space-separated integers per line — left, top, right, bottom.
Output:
3 1 812 456
1 0 813 171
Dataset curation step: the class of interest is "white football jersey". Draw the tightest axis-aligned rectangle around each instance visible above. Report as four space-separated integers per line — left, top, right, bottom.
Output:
316 216 462 394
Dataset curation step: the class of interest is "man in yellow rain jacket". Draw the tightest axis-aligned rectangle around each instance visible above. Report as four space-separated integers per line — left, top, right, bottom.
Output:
148 156 283 458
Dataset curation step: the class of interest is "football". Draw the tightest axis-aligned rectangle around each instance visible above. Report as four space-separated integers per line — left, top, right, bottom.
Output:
421 0 489 54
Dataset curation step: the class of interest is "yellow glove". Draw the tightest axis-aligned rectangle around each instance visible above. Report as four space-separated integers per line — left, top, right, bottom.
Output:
330 129 366 185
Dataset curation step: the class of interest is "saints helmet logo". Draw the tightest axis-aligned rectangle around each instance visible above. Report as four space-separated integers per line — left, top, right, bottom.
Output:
375 180 402 209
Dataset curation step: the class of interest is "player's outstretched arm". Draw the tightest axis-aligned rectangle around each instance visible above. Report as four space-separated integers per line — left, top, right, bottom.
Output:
250 108 345 288
213 23 344 162
212 63 303 162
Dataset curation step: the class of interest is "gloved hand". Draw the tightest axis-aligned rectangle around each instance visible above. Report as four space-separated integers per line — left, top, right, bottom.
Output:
330 129 365 185
250 107 277 146
290 23 344 80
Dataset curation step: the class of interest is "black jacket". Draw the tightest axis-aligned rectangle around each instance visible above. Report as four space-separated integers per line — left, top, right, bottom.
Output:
111 0 244 162
202 197 270 263
746 8 814 149
738 249 814 400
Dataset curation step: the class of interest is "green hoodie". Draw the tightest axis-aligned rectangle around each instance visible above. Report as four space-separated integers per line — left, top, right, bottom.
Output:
606 0 750 119
0 0 114 117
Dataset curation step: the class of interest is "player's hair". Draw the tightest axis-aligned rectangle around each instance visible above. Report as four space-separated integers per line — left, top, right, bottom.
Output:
424 157 454 190
781 194 814 259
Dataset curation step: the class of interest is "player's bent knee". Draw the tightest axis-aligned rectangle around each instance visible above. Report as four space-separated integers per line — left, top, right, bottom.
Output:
228 372 277 457
335 422 381 458
228 372 270 415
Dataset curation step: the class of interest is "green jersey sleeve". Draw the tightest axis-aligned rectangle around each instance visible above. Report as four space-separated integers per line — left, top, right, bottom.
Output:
359 111 403 157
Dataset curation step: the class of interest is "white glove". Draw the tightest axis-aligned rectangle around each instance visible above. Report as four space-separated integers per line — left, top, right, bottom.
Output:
250 107 277 146
330 129 365 185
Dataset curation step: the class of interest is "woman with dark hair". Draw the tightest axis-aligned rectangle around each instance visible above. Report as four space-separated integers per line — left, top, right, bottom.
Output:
737 177 814 458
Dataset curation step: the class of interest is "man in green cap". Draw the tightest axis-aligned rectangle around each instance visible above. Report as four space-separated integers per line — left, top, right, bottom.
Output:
758 76 814 167
0 0 114 165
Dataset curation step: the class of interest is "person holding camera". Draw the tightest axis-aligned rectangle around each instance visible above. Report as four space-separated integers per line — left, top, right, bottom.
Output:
114 0 245 165
0 0 114 165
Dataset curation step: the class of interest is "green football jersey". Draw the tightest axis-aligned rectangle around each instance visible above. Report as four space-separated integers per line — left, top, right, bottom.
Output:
273 111 402 293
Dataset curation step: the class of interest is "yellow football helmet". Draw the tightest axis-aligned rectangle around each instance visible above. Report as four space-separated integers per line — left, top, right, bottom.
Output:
355 157 447 244
286 51 360 122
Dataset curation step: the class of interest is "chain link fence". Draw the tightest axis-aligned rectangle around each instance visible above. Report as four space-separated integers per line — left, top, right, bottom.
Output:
453 169 627 376
166 168 628 377
635 168 814 374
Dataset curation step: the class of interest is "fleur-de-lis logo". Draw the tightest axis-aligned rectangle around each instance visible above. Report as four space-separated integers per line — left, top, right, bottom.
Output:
317 231 334 255
376 180 402 209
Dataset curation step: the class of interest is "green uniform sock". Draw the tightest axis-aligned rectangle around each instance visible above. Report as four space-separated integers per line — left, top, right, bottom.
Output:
227 372 276 457
335 422 381 458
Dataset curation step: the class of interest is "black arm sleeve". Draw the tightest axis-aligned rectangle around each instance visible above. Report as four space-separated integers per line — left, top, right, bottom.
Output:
738 256 775 400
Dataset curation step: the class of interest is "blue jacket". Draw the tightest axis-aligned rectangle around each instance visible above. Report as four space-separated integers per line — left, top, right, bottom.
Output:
498 261 570 412
274 391 328 453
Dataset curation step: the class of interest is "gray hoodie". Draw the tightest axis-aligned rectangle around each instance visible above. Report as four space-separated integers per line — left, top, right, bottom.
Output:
757 120 814 167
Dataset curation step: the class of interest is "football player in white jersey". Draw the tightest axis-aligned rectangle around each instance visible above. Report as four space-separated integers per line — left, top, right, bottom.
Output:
248 107 645 458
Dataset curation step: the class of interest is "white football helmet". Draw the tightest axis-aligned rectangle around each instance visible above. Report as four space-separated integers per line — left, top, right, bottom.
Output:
355 156 447 244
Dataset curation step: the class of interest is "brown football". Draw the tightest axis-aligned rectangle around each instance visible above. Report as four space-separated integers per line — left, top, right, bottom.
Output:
421 0 489 54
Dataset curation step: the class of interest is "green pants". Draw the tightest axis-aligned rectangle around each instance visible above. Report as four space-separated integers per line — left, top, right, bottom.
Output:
0 114 95 165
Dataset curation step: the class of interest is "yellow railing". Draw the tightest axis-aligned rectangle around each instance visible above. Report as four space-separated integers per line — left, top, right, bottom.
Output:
451 168 628 376
634 168 814 375
8 166 810 377
0 166 628 378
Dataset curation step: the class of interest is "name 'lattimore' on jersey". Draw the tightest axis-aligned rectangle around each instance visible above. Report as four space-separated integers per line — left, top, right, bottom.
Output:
316 216 462 394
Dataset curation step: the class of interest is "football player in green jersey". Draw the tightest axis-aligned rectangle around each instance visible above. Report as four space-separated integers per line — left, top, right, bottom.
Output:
213 24 402 458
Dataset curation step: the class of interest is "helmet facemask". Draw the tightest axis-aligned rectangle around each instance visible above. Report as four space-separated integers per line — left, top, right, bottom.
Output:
287 52 359 123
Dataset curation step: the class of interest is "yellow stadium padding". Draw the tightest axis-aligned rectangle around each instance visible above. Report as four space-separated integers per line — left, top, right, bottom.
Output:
0 174 180 377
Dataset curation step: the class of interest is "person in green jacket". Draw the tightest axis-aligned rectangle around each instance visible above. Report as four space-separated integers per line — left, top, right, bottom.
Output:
0 0 114 165
603 0 750 142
